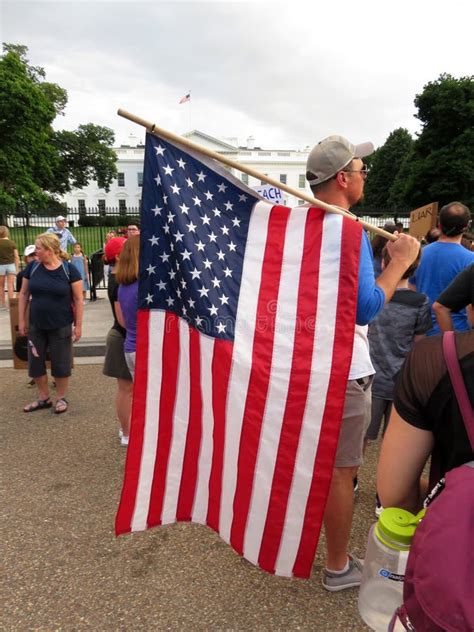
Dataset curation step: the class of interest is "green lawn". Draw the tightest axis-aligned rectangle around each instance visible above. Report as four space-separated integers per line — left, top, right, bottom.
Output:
9 225 129 257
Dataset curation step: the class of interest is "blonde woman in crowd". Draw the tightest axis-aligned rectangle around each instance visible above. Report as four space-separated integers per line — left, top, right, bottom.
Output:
0 225 20 310
19 233 83 414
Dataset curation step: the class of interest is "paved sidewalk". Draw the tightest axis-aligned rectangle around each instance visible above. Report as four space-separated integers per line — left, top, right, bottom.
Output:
0 290 112 364
3 364 374 630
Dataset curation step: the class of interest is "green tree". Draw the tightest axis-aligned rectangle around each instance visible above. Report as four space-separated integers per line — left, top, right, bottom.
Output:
0 44 117 213
401 74 474 209
363 128 413 210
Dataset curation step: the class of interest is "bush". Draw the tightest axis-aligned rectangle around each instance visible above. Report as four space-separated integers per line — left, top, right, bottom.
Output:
77 214 140 227
78 215 99 227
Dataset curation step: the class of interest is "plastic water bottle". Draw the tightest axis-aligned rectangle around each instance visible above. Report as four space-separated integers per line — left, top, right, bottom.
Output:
358 507 423 631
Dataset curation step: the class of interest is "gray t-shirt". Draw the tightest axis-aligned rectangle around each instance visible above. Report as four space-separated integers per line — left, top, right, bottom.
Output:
368 288 432 399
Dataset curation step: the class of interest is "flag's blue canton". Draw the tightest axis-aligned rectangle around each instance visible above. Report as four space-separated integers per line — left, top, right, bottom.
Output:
139 134 259 341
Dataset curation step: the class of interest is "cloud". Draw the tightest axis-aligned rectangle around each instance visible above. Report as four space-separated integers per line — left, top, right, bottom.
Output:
2 0 473 149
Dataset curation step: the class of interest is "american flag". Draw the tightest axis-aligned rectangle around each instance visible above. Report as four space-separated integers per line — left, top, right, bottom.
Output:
115 132 362 578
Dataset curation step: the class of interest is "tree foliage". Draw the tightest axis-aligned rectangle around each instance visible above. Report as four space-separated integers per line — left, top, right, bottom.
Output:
363 128 413 210
0 44 117 213
400 74 474 209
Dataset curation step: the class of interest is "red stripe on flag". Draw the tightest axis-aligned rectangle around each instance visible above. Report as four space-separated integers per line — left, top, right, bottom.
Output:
115 309 150 534
292 215 362 577
146 312 180 527
176 326 203 520
207 338 234 531
230 205 291 555
257 208 324 572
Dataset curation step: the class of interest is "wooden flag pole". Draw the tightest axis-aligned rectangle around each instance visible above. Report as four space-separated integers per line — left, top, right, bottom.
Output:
118 108 397 241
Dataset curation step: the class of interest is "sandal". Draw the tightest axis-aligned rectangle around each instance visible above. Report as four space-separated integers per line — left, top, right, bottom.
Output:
24 398 52 413
54 398 68 414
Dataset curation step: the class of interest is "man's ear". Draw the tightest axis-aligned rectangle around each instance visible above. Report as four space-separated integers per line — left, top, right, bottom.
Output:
335 171 348 188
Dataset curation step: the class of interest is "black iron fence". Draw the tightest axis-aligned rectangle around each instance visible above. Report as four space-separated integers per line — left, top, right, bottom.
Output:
3 207 141 257
2 207 140 298
2 205 413 296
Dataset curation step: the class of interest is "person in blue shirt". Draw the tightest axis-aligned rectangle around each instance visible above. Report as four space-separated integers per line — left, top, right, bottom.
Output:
47 215 77 252
409 202 474 336
305 135 420 591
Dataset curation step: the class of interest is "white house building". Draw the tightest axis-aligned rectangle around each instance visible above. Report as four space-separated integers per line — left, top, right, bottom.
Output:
62 131 312 212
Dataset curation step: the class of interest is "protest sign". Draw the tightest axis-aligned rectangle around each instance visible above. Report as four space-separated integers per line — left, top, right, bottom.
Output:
409 202 438 239
252 184 284 204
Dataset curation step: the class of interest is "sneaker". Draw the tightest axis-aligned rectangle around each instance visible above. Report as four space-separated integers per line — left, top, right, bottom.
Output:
375 494 384 518
322 555 363 592
120 435 129 447
119 429 123 440
353 476 359 493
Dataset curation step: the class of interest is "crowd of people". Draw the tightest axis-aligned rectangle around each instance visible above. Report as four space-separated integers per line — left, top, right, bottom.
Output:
1 217 141 420
305 135 473 595
2 136 473 615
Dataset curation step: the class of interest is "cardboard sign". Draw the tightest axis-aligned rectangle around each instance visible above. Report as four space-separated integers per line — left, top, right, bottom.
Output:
409 202 438 239
252 184 284 203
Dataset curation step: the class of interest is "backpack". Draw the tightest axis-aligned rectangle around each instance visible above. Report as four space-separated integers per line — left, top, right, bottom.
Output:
390 332 474 632
30 260 72 280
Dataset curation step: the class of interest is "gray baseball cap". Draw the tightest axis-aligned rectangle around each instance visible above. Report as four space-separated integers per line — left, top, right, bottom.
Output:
306 135 374 185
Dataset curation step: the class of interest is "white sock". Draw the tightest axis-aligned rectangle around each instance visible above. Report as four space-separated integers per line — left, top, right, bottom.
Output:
326 558 350 574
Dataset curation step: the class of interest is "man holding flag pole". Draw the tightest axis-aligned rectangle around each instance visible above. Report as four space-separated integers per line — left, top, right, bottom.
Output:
115 110 419 584
304 136 419 590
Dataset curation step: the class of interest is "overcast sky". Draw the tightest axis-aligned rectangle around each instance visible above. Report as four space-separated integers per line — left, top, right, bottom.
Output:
1 0 473 150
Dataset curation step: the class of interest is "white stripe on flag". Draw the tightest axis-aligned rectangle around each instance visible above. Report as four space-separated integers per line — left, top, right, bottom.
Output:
219 201 272 542
191 334 215 523
243 207 308 564
131 310 165 531
162 318 191 524
275 213 343 575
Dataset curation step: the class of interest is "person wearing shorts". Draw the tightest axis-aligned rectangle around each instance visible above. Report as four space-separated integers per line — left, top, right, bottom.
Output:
0 225 20 310
102 237 132 447
305 135 420 591
18 233 83 415
115 236 140 381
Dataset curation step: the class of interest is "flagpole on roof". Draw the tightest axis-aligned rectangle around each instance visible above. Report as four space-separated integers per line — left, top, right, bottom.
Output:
188 90 191 131
117 108 397 241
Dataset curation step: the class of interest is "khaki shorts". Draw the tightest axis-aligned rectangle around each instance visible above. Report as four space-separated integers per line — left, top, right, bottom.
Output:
334 376 373 468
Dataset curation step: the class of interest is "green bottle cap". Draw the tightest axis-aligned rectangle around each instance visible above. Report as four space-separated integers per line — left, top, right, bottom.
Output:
375 507 425 550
